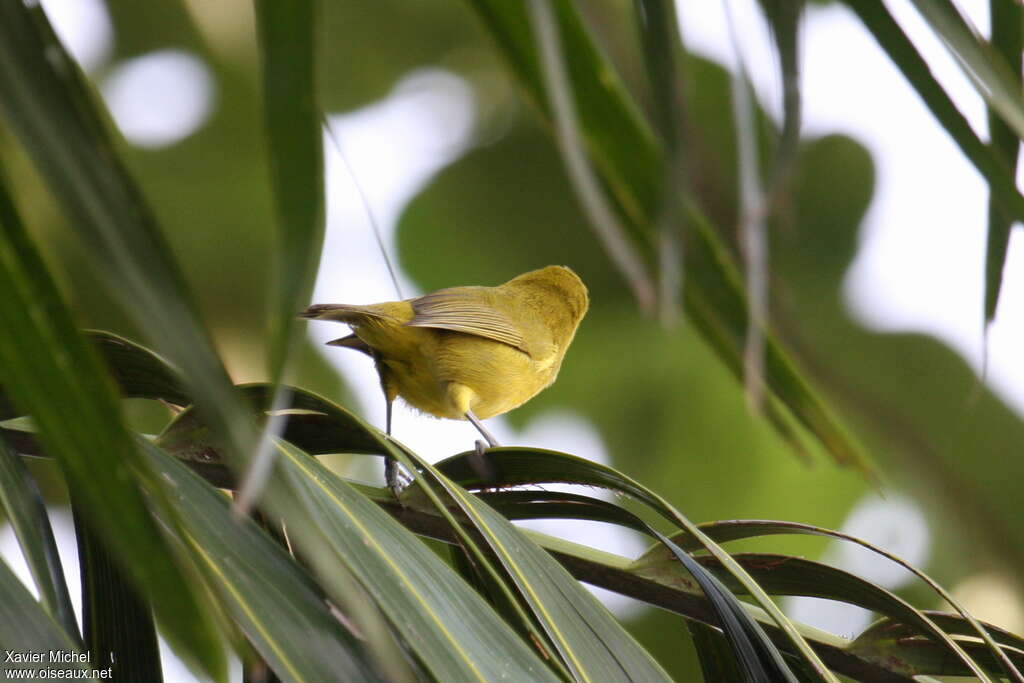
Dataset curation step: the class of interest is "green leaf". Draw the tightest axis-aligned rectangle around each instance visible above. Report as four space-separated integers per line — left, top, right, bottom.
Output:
632 0 688 321
641 551 993 680
155 384 387 468
667 519 1020 681
984 0 1022 323
0 163 224 679
465 0 872 476
652 533 799 682
138 368 663 683
531 523 1018 680
0 0 256 478
682 207 869 473
843 2 1024 239
688 620 748 683
87 331 190 407
254 0 325 377
525 0 656 308
758 0 804 184
268 392 670 680
908 0 1024 140
852 616 1024 678
142 440 383 683
383 484 1018 680
0 436 77 638
267 440 562 683
470 486 1020 679
157 383 665 681
239 0 325 516
429 473 673 681
72 499 162 680
920 611 1024 654
467 0 661 246
0 557 84 670
854 614 1024 673
433 448 839 680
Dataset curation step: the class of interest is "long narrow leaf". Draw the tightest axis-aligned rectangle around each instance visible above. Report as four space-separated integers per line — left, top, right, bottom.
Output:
0 558 84 672
434 448 838 680
758 0 804 187
266 440 562 682
0 162 223 677
724 0 770 407
0 0 256 484
633 0 688 323
162 389 668 680
535 528 1020 680
142 440 383 683
679 519 1022 680
426 473 672 681
385 491 1017 680
984 0 1022 323
0 436 77 638
689 620 747 683
444 449 1009 679
637 550 994 680
467 0 661 242
254 0 324 378
238 0 325 515
526 0 655 309
461 468 797 680
653 531 798 682
471 487 1023 674
908 0 1024 139
843 1 1024 231
72 499 162 680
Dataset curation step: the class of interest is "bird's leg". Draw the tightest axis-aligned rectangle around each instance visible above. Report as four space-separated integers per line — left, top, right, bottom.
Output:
466 410 499 483
465 410 500 447
375 355 403 498
384 397 402 497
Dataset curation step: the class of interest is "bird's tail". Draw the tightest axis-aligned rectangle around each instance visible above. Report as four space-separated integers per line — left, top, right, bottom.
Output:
298 303 391 323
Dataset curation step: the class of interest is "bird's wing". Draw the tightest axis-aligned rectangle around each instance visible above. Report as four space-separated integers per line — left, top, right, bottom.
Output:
406 287 531 355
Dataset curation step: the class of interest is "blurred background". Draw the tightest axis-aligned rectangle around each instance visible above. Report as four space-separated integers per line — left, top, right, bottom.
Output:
3 0 1024 679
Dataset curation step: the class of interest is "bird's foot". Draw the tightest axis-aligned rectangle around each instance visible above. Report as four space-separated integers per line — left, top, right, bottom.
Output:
384 458 410 500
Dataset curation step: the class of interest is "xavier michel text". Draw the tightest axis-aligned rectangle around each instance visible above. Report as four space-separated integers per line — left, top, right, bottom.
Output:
4 651 96 666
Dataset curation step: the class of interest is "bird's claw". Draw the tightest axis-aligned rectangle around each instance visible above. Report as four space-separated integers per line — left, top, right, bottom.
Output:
384 458 410 500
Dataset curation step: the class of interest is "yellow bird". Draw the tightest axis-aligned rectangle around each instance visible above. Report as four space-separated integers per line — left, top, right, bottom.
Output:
300 265 589 490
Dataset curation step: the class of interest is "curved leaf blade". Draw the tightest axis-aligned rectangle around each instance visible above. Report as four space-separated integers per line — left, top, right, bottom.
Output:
239 0 325 515
0 437 77 638
984 0 1022 323
72 500 162 680
267 440 562 683
254 0 325 377
0 160 224 679
433 477 673 682
142 441 383 683
843 2 1024 237
0 558 84 671
0 0 257 484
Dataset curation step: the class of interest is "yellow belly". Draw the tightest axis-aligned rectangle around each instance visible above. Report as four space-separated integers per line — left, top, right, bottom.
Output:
377 330 560 420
